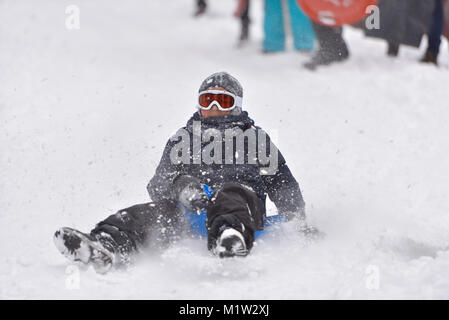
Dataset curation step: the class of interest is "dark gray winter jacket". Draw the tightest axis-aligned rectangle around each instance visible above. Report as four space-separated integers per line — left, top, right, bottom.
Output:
147 111 305 219
364 0 434 47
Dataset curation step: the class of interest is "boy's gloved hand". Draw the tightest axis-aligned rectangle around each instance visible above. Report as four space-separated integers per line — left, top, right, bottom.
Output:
172 175 209 214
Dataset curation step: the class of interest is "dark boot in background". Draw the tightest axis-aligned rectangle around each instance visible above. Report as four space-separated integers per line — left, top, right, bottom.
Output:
387 41 400 57
240 19 250 42
422 0 444 65
304 23 349 70
420 50 438 65
194 0 207 17
304 45 349 70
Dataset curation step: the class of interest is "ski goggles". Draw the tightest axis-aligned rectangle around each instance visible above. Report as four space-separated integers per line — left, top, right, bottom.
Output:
198 90 242 111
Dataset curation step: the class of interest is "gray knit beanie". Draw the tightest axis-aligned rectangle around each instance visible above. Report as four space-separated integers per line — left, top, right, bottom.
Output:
198 72 243 115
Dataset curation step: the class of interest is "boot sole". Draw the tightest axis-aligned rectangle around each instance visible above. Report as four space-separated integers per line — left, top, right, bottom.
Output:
54 227 115 273
215 228 248 258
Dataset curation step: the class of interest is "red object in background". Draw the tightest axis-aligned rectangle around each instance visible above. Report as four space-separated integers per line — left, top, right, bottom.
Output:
297 0 379 27
234 0 249 18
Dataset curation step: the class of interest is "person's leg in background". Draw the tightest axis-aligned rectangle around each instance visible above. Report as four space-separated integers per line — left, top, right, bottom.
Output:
387 41 400 57
287 0 315 51
422 0 444 64
304 22 349 70
240 0 251 42
195 0 207 17
263 0 286 52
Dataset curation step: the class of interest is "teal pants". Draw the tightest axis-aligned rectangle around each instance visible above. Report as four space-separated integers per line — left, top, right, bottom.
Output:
263 0 315 52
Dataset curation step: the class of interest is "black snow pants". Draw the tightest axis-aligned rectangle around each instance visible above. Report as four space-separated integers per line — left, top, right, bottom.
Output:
91 182 265 257
240 0 251 38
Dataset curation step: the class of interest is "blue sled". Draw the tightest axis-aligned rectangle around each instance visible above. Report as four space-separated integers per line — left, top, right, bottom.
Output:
184 184 286 239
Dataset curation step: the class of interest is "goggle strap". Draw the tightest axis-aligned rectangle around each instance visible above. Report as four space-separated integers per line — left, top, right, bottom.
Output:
234 96 243 108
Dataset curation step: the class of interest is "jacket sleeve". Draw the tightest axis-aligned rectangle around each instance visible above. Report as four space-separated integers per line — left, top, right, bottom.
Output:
260 135 306 220
147 138 185 202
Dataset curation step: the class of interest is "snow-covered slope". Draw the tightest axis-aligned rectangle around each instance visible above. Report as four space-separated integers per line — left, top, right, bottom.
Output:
1 0 449 299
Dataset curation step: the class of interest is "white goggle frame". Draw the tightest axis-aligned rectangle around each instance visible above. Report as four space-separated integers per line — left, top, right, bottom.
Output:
197 90 242 111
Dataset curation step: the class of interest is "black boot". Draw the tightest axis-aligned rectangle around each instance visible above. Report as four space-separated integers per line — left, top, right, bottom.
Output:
304 46 349 70
305 23 349 70
387 42 399 57
194 0 207 17
54 227 124 274
239 21 249 42
211 223 248 258
420 50 438 65
207 213 253 258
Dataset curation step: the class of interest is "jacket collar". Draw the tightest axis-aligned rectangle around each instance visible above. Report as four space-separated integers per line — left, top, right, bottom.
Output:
185 111 255 133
